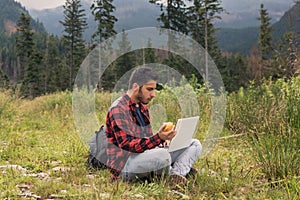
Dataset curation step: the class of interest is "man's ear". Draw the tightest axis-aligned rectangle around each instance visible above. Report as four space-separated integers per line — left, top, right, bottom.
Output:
132 83 139 92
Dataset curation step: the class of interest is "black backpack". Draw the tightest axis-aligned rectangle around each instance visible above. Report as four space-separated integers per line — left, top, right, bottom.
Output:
86 125 108 169
86 97 121 169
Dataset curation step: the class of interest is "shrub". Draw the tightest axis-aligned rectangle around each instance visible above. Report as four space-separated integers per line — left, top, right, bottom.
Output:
226 77 300 181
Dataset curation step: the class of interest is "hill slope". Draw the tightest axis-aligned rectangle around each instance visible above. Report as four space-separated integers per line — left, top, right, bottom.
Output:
217 1 300 54
216 27 259 55
272 1 300 42
0 0 46 35
29 0 161 40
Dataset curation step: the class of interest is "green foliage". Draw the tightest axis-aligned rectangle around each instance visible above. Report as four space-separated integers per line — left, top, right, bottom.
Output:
0 0 66 97
272 2 300 46
227 77 300 181
158 0 189 34
219 53 248 92
91 0 118 44
187 0 223 60
1 79 300 198
0 0 46 32
0 68 9 88
216 27 259 55
60 0 88 91
258 4 273 60
16 13 34 80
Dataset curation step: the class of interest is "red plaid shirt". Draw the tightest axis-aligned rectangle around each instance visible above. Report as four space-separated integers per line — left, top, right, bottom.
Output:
105 93 163 177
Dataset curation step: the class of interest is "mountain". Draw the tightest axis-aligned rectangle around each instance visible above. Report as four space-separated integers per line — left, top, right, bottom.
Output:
29 0 161 40
216 1 300 55
216 27 259 55
0 0 46 36
216 0 295 28
25 0 299 55
272 1 300 42
0 0 48 84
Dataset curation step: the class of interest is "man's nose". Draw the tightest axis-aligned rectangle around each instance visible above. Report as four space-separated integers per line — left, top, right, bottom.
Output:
151 91 156 98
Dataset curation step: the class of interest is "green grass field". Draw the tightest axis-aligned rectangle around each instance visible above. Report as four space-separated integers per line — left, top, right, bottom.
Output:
0 78 299 199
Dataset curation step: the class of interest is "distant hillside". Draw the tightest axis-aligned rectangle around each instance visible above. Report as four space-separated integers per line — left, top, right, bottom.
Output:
217 2 300 55
27 0 300 55
217 0 294 28
29 0 161 40
272 2 300 43
0 0 47 83
0 0 46 36
216 27 259 55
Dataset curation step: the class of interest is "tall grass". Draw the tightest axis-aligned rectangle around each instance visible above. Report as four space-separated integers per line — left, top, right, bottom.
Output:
0 78 299 198
227 77 300 182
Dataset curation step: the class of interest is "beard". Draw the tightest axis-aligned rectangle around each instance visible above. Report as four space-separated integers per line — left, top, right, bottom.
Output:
137 93 148 104
137 88 149 104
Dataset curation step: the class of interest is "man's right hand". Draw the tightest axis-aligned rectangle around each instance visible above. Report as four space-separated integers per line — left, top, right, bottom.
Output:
157 124 176 141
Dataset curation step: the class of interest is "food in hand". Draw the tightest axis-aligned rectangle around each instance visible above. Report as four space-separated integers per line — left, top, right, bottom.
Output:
163 122 174 131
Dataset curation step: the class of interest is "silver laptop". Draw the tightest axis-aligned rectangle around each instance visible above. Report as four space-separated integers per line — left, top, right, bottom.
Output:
167 116 199 152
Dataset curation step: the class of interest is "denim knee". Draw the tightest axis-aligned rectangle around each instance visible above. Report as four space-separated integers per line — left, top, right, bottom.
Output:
154 148 172 167
191 139 202 155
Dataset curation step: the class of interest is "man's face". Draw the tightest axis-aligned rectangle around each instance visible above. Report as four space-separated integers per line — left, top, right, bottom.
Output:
137 80 157 104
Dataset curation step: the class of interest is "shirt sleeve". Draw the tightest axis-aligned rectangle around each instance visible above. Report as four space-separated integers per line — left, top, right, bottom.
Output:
109 107 163 153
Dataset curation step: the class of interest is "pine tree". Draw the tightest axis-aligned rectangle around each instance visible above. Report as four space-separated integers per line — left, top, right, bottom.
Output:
15 13 34 82
188 0 222 57
16 13 43 98
220 53 248 92
116 30 134 73
44 35 68 93
60 0 88 91
158 0 189 34
0 68 9 88
21 49 42 98
258 3 273 60
91 0 118 44
145 38 157 63
187 0 223 85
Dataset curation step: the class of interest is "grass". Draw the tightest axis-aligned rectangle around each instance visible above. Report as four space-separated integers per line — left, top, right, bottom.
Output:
0 78 299 199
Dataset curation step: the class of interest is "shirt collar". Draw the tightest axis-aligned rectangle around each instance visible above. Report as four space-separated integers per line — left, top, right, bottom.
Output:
123 93 138 108
123 92 142 108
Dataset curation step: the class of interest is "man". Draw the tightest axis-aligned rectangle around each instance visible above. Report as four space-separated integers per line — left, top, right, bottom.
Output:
105 66 202 187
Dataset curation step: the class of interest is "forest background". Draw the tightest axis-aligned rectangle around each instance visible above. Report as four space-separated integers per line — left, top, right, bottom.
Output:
0 0 299 199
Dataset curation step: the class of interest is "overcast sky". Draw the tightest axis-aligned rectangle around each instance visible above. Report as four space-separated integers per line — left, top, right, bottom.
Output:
16 0 295 10
16 0 65 10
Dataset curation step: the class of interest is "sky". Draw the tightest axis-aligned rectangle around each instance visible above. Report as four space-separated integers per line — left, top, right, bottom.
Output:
16 0 295 11
16 0 65 10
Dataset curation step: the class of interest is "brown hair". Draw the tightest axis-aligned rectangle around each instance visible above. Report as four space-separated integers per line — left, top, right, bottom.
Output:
128 66 158 89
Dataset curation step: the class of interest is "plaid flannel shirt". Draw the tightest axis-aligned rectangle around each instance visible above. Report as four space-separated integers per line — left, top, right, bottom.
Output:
105 93 163 177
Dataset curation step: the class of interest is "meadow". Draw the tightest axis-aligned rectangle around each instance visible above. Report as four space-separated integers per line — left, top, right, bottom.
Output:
0 77 299 199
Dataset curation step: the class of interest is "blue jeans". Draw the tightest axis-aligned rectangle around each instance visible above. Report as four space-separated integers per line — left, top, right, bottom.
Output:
120 139 202 181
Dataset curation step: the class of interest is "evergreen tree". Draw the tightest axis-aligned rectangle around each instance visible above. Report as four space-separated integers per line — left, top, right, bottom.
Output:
145 38 157 63
91 0 118 44
132 39 157 66
0 68 9 88
220 53 248 92
158 0 189 34
60 0 88 91
21 49 42 98
186 0 223 86
187 0 222 59
44 35 68 93
15 13 43 98
258 3 273 60
113 30 134 90
15 13 34 82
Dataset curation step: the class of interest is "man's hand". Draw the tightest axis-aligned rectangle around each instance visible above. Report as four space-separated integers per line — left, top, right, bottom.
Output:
157 123 176 141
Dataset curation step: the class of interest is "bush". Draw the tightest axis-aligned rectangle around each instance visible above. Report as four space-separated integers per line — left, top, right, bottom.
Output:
226 77 300 181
